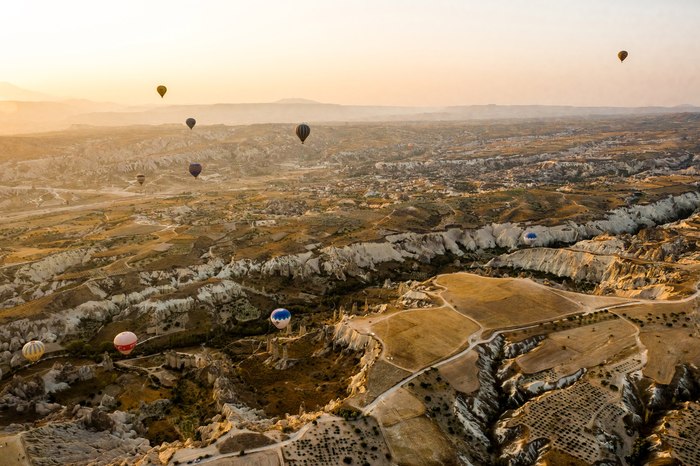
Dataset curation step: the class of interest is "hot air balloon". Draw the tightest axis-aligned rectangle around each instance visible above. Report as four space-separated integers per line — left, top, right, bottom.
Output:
186 118 196 130
295 124 310 144
270 308 291 330
157 85 167 98
618 51 628 62
22 340 45 362
136 174 146 185
113 331 138 355
189 162 202 178
523 231 538 246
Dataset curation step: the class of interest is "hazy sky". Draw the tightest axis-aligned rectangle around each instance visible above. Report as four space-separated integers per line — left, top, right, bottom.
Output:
2 0 699 106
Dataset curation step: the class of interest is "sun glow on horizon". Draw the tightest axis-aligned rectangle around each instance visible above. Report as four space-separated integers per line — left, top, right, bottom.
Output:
1 0 699 107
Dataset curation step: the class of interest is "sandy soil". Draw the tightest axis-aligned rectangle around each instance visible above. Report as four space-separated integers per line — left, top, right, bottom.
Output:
0 435 30 466
517 319 638 375
369 306 479 371
437 349 480 394
436 273 584 329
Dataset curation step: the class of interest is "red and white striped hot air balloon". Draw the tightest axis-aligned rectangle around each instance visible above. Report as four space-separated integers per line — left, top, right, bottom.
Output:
113 331 138 355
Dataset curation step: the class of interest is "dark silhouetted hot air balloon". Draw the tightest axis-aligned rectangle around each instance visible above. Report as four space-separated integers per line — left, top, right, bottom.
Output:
22 340 45 362
189 162 202 178
136 174 146 185
295 124 310 144
157 85 167 98
186 118 196 130
618 51 628 62
270 308 291 329
114 331 138 355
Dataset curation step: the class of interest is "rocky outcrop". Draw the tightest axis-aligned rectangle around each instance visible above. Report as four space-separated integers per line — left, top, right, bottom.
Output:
1 192 696 365
43 362 95 393
488 247 615 282
0 374 45 413
488 202 700 298
330 320 381 398
504 335 546 359
499 437 550 466
332 319 374 352
453 336 506 465
217 192 700 285
21 420 150 466
14 248 97 284
521 368 586 397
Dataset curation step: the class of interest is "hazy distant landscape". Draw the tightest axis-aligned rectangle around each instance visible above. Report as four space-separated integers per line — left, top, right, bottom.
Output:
0 109 698 465
2 81 699 135
2 1 700 465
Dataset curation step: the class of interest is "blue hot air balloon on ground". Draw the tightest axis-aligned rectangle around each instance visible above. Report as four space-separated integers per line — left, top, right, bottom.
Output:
270 308 291 329
523 231 538 246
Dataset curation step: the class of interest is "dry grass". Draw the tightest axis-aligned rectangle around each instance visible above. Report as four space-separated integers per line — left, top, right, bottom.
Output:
87 223 162 240
516 319 638 375
612 300 700 384
206 451 281 466
640 329 700 384
552 290 632 309
348 359 411 410
117 377 171 411
0 282 101 323
217 433 275 454
541 449 591 466
437 273 582 329
373 388 425 427
232 333 360 417
369 306 479 371
383 416 459 466
437 349 480 394
1 247 65 264
0 434 29 466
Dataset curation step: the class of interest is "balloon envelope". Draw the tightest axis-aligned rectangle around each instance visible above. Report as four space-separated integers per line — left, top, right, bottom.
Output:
22 340 45 362
523 231 538 246
186 118 196 130
618 50 628 62
113 331 138 355
270 308 292 329
157 85 167 98
136 174 146 185
295 124 310 144
189 163 202 178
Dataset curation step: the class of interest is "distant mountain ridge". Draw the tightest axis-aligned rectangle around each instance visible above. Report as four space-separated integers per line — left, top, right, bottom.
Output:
61 102 700 130
0 90 699 135
274 98 322 104
0 82 57 101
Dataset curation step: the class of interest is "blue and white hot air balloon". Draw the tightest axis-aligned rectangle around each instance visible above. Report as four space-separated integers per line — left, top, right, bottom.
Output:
523 231 538 246
270 308 291 330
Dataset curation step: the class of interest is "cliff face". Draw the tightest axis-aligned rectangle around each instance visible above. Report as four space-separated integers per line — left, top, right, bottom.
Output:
488 202 700 299
489 247 615 282
331 319 380 398
452 336 506 464
218 192 700 286
1 192 697 374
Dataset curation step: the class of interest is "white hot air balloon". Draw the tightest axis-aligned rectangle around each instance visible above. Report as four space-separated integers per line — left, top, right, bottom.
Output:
22 340 45 362
113 331 138 355
270 308 291 330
